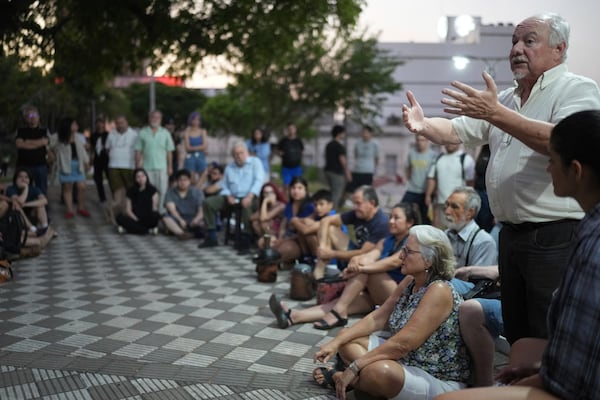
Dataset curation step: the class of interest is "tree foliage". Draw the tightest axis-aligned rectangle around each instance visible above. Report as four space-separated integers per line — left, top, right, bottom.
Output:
2 0 364 93
202 32 401 137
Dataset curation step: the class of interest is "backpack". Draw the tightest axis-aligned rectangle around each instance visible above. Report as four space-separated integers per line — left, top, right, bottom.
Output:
0 209 28 256
433 152 467 181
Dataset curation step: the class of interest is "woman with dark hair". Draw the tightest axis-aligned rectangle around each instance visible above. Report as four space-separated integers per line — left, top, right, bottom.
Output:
115 168 161 235
51 117 90 219
269 203 420 330
182 111 208 183
251 182 287 248
270 176 314 248
246 127 271 181
437 110 600 400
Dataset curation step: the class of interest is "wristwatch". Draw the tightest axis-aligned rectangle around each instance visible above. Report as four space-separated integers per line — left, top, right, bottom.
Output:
348 361 360 376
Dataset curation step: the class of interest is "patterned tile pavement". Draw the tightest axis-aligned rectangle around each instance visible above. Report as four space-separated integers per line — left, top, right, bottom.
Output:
0 184 507 399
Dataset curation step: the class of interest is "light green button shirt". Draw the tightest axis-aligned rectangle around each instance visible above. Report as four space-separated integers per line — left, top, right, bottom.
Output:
135 126 175 170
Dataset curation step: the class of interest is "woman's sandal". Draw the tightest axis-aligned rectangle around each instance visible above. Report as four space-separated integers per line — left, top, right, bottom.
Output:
269 294 293 329
313 309 348 330
312 366 336 388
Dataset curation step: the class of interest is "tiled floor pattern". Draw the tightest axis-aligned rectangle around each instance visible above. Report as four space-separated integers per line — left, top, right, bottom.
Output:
0 185 508 399
0 188 345 399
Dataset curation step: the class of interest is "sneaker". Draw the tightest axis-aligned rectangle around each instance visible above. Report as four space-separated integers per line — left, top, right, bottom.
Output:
64 211 75 219
117 226 125 234
78 209 91 218
149 227 159 235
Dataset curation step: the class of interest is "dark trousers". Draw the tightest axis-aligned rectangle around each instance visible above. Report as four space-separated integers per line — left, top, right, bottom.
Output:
116 212 160 234
93 159 110 203
499 219 578 344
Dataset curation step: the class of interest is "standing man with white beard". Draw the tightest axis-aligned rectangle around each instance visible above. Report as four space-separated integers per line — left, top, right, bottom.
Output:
403 13 600 344
135 110 175 214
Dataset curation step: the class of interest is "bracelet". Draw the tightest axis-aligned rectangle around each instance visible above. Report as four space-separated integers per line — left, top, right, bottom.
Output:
348 361 360 376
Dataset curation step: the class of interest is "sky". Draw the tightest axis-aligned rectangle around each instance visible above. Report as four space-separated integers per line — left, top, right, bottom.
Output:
188 0 599 88
359 0 600 84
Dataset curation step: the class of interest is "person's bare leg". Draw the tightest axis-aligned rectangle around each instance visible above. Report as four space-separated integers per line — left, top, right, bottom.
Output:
435 386 559 400
315 273 369 327
63 183 74 214
277 292 372 326
162 217 184 236
365 273 398 305
274 238 302 263
459 300 495 386
34 205 48 227
77 181 87 211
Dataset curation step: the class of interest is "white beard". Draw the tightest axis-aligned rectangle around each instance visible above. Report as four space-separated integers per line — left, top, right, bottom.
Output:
446 216 467 232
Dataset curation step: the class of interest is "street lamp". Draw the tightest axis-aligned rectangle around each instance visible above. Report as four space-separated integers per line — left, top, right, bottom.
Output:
452 55 504 79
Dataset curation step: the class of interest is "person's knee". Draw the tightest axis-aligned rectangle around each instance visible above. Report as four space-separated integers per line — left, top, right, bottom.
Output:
459 300 486 332
359 361 404 397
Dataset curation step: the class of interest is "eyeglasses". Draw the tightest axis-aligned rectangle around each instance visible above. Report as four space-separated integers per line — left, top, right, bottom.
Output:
400 246 421 257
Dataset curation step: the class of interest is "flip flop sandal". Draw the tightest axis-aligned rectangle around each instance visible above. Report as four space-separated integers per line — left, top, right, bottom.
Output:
313 309 348 330
312 366 336 388
269 294 293 329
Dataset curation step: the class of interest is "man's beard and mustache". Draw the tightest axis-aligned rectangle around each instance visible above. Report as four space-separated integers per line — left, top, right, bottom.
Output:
446 215 467 232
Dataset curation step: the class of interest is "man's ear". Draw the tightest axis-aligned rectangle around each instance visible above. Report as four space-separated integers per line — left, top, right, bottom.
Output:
571 160 584 181
466 207 476 221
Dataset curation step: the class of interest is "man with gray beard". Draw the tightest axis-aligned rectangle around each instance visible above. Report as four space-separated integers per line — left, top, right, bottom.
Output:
402 13 600 344
135 110 175 214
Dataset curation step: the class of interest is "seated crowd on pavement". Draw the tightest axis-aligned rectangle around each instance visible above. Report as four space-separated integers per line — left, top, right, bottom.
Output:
3 12 600 397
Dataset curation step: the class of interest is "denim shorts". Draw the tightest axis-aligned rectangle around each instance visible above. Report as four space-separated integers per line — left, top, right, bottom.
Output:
184 152 207 173
473 298 504 338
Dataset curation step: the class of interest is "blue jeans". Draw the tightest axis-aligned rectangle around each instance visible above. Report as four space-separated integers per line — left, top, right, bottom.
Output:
25 164 49 196
281 166 302 186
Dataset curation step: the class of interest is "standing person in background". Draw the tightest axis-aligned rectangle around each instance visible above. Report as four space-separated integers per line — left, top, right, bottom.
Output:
246 127 271 182
425 144 475 229
324 125 351 209
473 145 495 232
164 116 183 176
135 110 175 215
182 111 207 184
90 116 111 214
402 135 438 224
349 125 379 191
402 13 600 344
106 115 138 221
15 105 50 196
51 117 90 219
277 122 304 191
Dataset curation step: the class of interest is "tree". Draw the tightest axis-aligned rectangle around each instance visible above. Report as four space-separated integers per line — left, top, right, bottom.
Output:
123 83 207 128
201 32 401 137
2 0 364 94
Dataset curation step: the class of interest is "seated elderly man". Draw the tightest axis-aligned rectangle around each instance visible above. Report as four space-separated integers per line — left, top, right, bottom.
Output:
162 169 204 240
200 141 264 251
444 186 501 387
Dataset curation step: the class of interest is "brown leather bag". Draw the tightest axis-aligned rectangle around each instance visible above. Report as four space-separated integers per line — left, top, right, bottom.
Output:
290 263 315 300
256 263 278 283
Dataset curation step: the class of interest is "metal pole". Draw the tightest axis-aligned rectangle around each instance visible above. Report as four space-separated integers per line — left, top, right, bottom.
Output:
149 75 156 112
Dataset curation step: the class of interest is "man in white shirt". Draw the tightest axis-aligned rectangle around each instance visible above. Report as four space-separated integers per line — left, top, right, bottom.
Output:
402 12 600 344
106 115 138 217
